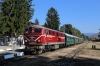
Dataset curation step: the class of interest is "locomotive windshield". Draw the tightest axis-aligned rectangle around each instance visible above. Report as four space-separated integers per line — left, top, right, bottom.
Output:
34 29 41 33
25 27 42 33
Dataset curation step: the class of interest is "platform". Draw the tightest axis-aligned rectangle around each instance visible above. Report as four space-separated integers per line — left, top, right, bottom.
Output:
0 45 25 52
0 51 24 61
0 45 25 61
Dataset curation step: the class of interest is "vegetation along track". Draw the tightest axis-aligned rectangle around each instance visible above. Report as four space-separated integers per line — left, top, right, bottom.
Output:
52 42 88 66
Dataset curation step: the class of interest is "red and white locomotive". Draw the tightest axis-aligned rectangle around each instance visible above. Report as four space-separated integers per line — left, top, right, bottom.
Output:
24 24 65 54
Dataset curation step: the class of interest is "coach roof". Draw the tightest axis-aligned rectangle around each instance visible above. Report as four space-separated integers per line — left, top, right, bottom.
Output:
65 33 79 38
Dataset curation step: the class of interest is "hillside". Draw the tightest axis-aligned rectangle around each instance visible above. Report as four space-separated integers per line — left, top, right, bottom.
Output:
83 33 99 38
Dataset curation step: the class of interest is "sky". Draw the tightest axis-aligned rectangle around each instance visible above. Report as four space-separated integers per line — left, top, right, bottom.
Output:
31 0 100 33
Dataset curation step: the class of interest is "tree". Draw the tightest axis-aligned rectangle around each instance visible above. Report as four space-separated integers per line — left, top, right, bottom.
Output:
81 33 88 41
65 24 73 34
44 7 60 30
59 24 65 32
0 0 34 36
0 1 2 13
34 18 39 25
44 22 47 27
98 29 100 39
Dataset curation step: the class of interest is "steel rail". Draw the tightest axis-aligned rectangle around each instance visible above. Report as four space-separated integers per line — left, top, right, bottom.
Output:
53 42 88 66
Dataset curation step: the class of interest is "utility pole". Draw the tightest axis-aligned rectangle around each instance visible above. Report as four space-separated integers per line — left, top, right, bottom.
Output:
98 29 100 39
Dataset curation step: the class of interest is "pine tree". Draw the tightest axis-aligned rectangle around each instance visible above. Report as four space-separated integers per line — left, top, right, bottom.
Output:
59 24 65 32
44 22 47 27
0 1 2 13
65 24 73 34
34 18 39 25
44 7 60 30
0 0 34 36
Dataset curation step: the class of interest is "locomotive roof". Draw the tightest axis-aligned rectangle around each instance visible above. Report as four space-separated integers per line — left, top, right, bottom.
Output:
26 25 65 34
26 25 82 39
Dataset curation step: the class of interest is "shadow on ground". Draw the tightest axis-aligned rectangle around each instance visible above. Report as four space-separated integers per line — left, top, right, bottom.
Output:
0 54 100 66
84 48 100 50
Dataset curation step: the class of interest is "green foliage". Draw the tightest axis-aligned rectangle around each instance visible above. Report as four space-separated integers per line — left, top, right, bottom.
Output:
59 25 65 32
44 22 47 27
44 7 60 30
0 2 2 13
62 23 88 40
65 24 73 34
34 18 39 25
0 0 34 36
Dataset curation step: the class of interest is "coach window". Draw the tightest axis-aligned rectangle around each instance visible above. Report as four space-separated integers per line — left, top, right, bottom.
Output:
63 34 64 37
61 34 63 37
67 38 69 41
59 33 61 36
60 33 61 36
49 30 51 35
54 32 55 35
56 32 58 36
71 38 72 41
57 33 59 36
52 31 55 35
61 33 62 37
62 34 63 37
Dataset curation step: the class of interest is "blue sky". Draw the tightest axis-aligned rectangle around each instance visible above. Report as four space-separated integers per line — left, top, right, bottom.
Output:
31 0 100 33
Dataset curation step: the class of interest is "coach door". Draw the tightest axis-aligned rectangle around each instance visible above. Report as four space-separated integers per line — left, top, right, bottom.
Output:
56 32 60 42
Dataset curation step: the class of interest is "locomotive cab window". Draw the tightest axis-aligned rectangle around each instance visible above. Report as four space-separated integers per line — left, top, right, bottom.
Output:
34 29 41 33
24 27 32 33
25 29 28 33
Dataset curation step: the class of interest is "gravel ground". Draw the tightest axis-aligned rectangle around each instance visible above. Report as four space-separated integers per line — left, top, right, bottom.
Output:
75 41 100 66
2 41 100 66
79 41 100 56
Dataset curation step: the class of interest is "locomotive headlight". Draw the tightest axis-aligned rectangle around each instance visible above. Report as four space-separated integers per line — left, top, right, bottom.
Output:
38 40 41 42
25 40 27 42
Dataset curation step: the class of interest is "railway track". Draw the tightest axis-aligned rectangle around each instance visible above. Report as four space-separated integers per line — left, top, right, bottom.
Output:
52 42 88 66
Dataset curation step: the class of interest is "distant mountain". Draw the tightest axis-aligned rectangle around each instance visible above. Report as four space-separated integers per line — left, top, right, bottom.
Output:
83 33 99 38
83 33 97 36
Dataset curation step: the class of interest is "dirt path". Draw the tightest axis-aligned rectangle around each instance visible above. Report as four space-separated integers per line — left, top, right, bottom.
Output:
75 41 100 66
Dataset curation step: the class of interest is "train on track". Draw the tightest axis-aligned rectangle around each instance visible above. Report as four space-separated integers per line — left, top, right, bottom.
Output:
24 24 84 54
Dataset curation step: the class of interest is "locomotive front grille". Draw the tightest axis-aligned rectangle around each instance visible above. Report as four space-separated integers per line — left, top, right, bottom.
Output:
30 37 35 42
30 38 34 42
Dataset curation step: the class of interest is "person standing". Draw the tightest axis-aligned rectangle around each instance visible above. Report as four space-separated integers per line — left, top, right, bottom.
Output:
17 36 20 46
11 36 16 51
20 35 23 46
10 32 17 51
